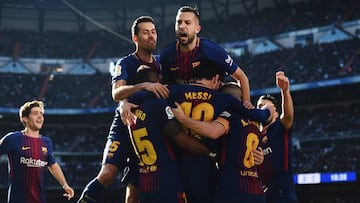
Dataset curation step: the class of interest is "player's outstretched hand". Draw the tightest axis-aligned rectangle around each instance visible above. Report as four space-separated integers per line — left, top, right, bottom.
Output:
276 71 290 92
62 185 74 200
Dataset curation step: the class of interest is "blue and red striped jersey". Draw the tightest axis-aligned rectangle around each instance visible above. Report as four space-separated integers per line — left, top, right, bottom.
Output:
0 131 56 203
160 38 238 85
127 96 183 193
258 118 297 201
217 113 264 196
112 53 161 85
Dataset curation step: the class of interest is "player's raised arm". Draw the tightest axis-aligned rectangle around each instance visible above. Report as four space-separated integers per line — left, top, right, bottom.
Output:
276 71 294 130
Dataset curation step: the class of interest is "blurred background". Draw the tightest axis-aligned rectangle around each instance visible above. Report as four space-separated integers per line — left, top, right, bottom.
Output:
0 0 359 202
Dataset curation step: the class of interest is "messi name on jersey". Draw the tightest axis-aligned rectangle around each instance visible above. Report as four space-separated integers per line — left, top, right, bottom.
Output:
184 91 212 100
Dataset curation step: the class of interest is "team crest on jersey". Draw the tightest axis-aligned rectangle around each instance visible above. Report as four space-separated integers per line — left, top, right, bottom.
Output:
42 147 48 155
165 106 174 119
192 61 200 68
115 64 122 76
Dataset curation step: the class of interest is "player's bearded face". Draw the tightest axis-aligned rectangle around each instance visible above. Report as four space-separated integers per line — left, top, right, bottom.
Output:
176 30 196 46
175 12 198 46
138 35 157 52
137 23 157 52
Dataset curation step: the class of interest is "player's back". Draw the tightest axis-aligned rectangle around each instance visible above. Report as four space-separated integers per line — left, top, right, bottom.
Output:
215 113 265 203
128 96 183 193
167 84 235 151
166 84 236 203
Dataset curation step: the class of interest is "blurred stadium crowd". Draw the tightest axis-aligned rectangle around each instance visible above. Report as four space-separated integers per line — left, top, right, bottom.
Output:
0 0 360 202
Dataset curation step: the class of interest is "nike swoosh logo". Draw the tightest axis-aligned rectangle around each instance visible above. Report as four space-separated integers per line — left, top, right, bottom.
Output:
22 147 31 150
170 67 179 71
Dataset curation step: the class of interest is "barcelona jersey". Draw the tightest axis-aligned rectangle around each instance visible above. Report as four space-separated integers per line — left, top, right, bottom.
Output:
106 53 161 174
0 131 56 203
112 53 161 85
258 119 298 202
215 112 265 203
160 38 238 85
165 84 270 203
127 93 188 203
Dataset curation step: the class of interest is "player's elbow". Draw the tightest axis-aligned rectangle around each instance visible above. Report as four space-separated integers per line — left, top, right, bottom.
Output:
205 127 226 139
112 93 121 102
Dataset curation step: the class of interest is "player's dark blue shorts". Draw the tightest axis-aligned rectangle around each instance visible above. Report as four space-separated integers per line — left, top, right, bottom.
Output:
101 107 139 185
180 155 218 203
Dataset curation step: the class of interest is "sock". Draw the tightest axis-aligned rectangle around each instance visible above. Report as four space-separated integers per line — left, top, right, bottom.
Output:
77 179 105 203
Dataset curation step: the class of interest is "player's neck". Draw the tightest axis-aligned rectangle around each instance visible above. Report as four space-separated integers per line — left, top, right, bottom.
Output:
193 79 213 89
22 128 40 138
135 50 153 63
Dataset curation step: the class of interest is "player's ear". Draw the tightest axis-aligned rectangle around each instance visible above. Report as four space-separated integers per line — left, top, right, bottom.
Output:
196 24 201 34
132 35 138 43
21 117 28 124
212 74 220 87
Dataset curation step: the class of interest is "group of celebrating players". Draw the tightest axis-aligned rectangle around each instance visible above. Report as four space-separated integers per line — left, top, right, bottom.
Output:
0 5 297 203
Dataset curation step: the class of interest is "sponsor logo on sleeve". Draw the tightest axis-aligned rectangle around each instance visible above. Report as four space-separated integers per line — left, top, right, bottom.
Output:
165 106 175 119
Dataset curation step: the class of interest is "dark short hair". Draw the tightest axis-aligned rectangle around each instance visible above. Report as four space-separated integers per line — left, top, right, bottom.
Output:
257 94 280 113
177 5 200 21
136 65 158 83
192 59 224 80
131 16 155 36
219 82 242 101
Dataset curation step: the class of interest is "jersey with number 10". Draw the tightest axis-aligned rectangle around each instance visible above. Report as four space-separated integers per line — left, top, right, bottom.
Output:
167 84 269 151
165 84 270 203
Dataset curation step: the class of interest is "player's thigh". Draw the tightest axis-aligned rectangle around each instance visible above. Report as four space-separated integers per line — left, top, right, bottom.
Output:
102 127 133 169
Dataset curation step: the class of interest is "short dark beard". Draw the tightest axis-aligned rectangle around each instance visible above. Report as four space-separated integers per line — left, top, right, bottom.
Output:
179 34 196 46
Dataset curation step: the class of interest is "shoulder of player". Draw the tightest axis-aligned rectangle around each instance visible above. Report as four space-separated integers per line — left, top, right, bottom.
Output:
0 131 20 142
128 90 156 105
116 54 138 66
167 84 183 95
40 135 52 141
0 131 33 146
199 37 223 49
159 41 177 57
268 118 288 131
